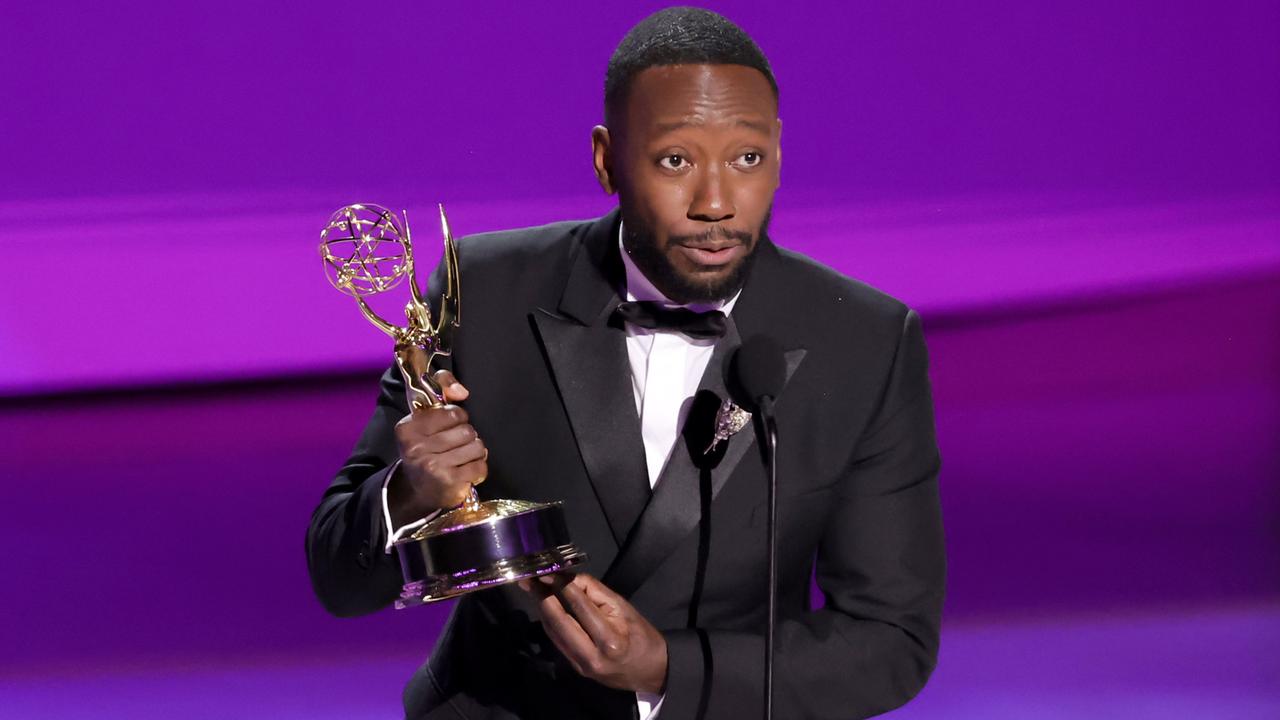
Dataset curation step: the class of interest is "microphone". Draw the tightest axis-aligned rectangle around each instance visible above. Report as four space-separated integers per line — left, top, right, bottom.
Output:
732 335 786 417
730 335 785 720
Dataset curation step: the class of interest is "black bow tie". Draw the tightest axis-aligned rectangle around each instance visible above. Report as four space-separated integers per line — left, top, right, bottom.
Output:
613 301 728 339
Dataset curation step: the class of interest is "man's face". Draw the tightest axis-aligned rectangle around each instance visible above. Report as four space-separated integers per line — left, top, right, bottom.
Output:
594 64 781 304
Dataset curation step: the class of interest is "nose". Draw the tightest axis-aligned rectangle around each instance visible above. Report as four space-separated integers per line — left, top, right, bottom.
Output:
687 165 735 222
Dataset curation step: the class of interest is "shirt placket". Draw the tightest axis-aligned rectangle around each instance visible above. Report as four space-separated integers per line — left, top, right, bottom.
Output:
639 332 686 487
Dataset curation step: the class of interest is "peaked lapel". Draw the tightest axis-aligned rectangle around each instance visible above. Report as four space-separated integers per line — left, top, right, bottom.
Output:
530 210 652 549
604 239 808 598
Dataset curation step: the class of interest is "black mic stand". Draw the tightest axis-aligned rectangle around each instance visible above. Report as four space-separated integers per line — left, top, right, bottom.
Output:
759 395 779 720
729 334 786 720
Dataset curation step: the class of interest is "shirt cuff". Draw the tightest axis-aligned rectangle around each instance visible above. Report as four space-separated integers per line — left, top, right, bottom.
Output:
637 691 665 719
380 459 440 553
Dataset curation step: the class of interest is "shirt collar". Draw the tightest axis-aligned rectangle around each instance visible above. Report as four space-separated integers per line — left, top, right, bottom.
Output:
618 221 741 315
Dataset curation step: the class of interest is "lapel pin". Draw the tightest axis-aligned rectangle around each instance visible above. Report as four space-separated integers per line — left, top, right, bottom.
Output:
704 398 752 455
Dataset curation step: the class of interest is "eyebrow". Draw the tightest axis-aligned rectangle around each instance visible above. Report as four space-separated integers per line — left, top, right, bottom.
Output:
653 118 773 135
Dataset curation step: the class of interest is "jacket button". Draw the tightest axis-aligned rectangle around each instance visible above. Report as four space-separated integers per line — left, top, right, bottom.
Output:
356 540 372 569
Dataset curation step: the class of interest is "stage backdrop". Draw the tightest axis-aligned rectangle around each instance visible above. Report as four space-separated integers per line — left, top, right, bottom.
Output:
1 0 1277 396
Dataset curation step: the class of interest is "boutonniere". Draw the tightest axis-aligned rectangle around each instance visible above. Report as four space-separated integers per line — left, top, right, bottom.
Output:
704 398 752 455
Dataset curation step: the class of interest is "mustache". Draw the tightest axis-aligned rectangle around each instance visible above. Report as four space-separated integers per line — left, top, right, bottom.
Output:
670 226 755 245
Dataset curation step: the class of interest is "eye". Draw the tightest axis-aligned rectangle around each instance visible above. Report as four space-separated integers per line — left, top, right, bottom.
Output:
734 151 763 168
657 154 689 171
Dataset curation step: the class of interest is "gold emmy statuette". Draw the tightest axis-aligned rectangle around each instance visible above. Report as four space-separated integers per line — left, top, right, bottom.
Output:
320 203 587 608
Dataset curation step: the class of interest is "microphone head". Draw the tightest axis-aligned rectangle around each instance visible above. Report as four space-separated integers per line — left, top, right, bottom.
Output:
730 335 785 408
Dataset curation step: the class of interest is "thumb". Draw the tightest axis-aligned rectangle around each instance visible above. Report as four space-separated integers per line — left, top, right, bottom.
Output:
432 369 470 402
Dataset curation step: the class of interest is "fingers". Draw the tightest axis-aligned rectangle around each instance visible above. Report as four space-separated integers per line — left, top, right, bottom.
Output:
396 409 486 466
558 579 627 658
396 407 485 461
433 369 469 403
455 457 488 486
398 404 470 437
525 575 626 655
536 585 599 671
521 573 665 694
571 575 629 639
392 400 488 511
575 573 625 611
410 422 480 455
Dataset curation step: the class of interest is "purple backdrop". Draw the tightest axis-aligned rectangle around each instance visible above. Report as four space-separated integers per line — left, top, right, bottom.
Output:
3 1 1277 203
1 1 1277 718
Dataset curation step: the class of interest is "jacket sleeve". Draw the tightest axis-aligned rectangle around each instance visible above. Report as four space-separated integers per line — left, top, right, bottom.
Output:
661 309 946 719
305 364 413 617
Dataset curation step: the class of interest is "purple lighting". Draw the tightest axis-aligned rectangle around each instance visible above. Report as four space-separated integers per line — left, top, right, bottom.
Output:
1 1 1277 718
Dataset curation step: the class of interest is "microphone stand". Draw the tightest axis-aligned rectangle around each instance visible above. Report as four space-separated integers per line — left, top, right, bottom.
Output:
759 395 778 720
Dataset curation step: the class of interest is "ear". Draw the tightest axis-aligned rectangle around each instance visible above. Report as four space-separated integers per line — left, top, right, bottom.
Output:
591 125 616 195
774 118 783 188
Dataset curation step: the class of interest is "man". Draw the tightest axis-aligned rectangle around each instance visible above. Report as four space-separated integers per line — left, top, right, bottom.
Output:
307 7 944 719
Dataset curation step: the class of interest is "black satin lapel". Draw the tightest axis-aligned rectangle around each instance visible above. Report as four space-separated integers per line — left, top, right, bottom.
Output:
604 318 808 598
558 208 623 324
529 208 651 548
530 321 651 552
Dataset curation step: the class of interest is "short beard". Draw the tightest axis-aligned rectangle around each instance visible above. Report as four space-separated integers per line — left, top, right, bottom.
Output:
621 207 771 305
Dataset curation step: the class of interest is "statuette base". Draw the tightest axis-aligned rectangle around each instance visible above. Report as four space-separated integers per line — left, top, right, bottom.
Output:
393 500 588 608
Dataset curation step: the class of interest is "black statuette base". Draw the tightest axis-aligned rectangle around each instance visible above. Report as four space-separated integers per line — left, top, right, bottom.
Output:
393 501 587 608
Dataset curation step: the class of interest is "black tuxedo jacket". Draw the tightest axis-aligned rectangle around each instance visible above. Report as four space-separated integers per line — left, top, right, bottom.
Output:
307 209 945 719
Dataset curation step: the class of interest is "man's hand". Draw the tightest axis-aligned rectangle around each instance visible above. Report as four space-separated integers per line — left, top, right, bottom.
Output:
523 573 668 695
388 369 488 526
